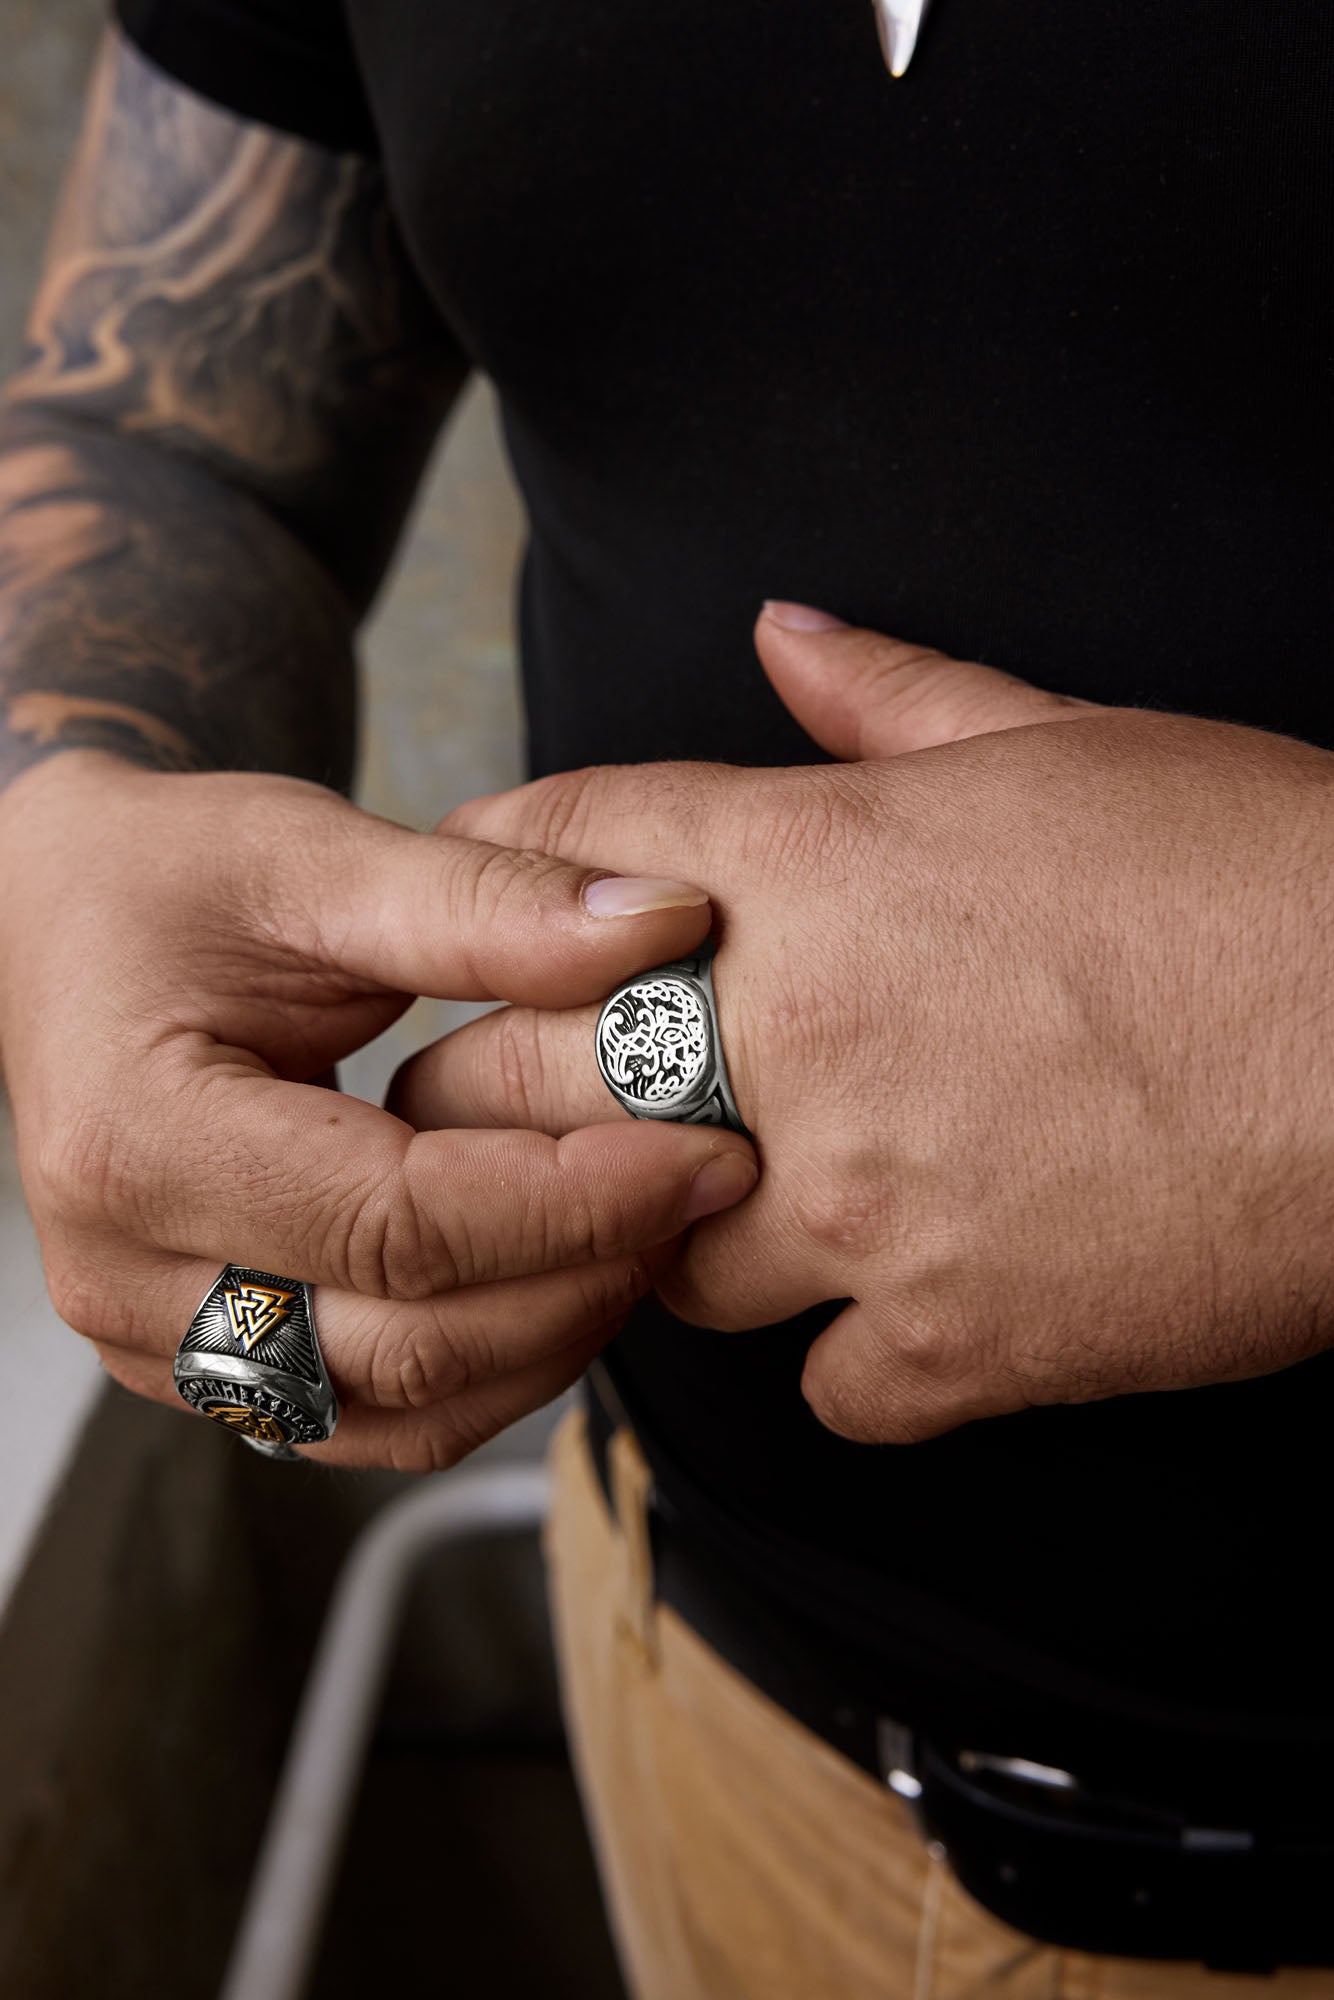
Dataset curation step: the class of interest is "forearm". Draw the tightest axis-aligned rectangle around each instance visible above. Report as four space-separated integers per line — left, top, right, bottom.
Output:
0 406 357 791
0 27 462 799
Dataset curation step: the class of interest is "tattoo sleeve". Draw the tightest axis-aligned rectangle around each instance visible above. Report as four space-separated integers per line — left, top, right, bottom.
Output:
0 30 465 793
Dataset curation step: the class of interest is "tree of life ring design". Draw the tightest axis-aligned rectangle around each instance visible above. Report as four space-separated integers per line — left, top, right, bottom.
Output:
598 976 712 1108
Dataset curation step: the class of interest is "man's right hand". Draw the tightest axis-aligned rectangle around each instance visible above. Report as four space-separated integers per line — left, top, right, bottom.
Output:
0 754 757 1469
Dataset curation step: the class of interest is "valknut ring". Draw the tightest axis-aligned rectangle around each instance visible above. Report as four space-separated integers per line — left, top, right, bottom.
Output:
174 1264 339 1461
595 940 751 1138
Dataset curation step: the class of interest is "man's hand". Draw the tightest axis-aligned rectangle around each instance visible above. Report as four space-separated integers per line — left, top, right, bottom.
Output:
0 755 756 1469
394 605 1334 1443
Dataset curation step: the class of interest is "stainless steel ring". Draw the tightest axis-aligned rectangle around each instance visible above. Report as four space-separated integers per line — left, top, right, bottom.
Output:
173 1264 339 1461
595 939 751 1138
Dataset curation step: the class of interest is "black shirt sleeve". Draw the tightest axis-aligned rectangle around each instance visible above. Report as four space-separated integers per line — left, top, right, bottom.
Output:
113 0 378 153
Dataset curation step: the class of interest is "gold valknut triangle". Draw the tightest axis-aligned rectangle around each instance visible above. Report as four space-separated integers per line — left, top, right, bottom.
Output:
224 1282 297 1353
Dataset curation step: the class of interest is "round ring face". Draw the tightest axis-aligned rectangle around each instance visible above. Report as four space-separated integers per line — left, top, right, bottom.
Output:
598 975 712 1111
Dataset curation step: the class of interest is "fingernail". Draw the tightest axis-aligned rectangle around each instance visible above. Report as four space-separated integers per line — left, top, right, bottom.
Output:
685 1151 758 1221
762 600 848 633
584 875 710 919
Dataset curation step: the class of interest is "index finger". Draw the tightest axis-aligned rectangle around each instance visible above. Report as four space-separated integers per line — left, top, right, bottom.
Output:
110 1053 757 1298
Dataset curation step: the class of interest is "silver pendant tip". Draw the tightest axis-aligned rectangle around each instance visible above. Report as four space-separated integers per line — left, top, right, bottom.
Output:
873 0 931 78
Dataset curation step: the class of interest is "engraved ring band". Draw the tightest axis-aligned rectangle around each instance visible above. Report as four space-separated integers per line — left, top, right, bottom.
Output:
174 1265 340 1460
594 940 751 1138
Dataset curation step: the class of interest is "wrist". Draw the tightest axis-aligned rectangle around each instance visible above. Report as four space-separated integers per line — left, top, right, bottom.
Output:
0 744 159 827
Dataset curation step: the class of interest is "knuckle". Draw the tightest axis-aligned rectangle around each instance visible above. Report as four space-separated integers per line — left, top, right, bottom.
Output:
337 1146 459 1300
390 1409 483 1475
544 1193 601 1271
548 1148 627 1266
439 843 571 988
228 807 337 955
868 640 945 695
888 1286 998 1407
788 1161 890 1256
464 841 554 925
554 1254 651 1335
382 1430 436 1475
443 770 600 858
801 1294 978 1445
800 1348 885 1443
368 1303 473 1410
756 949 890 1114
805 1369 932 1445
493 1007 546 1127
45 1254 116 1341
513 768 604 853
580 1184 632 1264
883 1299 970 1388
46 1248 176 1354
31 1111 136 1228
322 1411 486 1476
282 1177 356 1288
582 1254 650 1322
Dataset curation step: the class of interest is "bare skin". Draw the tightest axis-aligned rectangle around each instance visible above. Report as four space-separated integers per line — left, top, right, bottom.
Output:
0 29 455 786
0 32 757 1470
399 612 1334 1443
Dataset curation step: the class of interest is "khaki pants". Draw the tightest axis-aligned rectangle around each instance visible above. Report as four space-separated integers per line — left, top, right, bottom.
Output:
544 1410 1334 2000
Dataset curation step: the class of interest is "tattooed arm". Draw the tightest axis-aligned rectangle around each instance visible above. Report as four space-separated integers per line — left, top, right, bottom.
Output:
0 29 744 1471
0 27 464 791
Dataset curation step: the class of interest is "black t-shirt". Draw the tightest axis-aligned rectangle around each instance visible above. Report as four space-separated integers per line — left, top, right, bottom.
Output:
117 0 1334 1796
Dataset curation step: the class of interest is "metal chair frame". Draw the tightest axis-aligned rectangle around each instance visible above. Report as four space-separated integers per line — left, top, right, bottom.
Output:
219 1463 552 2000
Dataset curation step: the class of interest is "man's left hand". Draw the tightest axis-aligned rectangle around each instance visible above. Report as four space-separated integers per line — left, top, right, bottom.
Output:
392 606 1334 1443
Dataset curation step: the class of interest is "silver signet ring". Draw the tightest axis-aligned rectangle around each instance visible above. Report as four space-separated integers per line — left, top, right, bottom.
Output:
595 940 750 1137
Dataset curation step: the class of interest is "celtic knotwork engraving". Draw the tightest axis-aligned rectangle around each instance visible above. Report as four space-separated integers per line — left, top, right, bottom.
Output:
598 977 711 1107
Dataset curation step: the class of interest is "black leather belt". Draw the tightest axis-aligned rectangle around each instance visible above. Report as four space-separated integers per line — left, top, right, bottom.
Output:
582 1367 1334 1973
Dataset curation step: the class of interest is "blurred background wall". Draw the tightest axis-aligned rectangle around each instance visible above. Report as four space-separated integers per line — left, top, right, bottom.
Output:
0 6 621 1993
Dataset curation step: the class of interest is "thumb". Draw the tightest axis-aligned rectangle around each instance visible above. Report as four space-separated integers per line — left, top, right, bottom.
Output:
755 601 1096 760
288 789 715 1008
